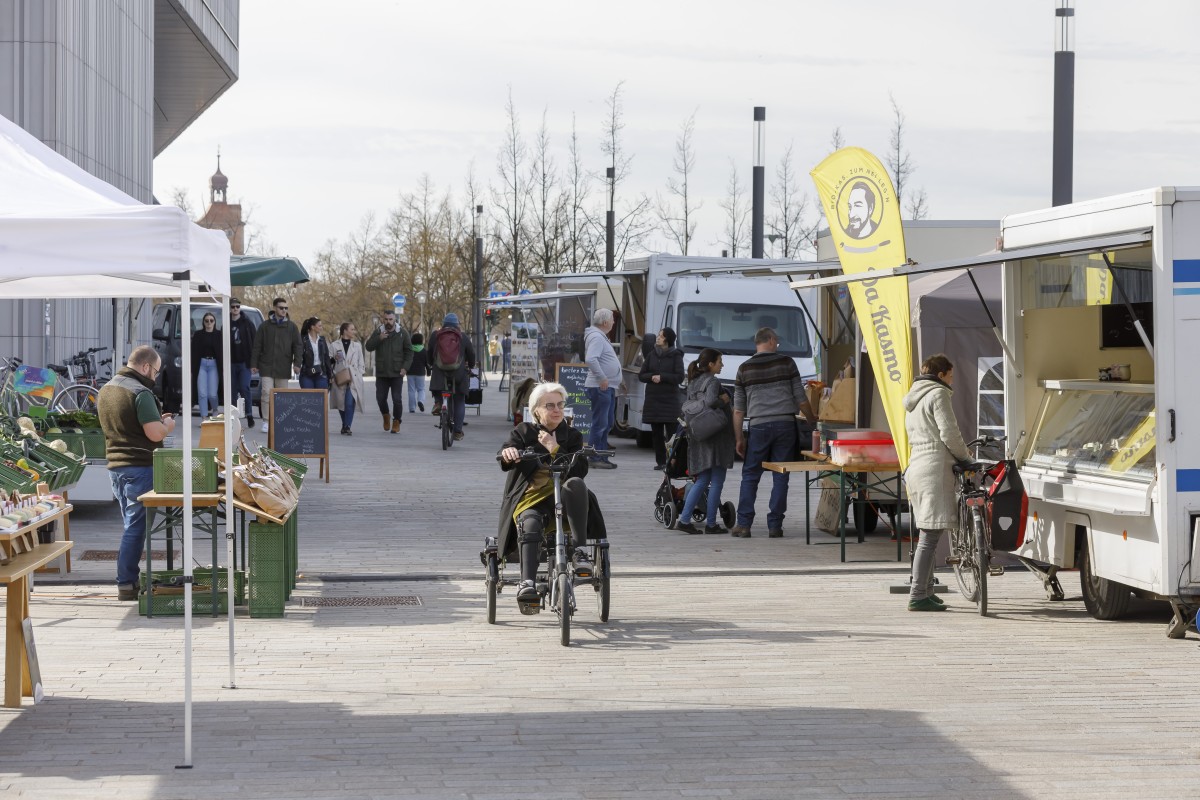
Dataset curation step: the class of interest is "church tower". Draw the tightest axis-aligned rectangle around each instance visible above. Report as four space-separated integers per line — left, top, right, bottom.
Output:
198 153 245 254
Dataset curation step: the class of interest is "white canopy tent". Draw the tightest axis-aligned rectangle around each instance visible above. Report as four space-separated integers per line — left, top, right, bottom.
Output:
0 111 233 766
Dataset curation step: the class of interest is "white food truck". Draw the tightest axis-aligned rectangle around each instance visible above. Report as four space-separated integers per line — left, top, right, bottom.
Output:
545 255 821 445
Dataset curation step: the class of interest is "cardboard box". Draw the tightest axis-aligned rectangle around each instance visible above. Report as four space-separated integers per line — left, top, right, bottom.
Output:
199 416 242 466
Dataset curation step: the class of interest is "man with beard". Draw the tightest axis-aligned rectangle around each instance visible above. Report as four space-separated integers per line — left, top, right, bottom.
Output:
845 181 877 239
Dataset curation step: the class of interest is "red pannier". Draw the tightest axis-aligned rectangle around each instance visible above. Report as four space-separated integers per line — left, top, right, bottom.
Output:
985 459 1028 551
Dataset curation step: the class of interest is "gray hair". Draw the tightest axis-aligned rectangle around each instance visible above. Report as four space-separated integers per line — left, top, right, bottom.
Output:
528 382 567 424
592 308 614 327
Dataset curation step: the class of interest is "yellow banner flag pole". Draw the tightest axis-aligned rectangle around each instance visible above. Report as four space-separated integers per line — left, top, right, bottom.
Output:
811 147 913 470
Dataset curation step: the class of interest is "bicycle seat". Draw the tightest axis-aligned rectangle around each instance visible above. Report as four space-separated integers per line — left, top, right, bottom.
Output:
953 462 983 475
47 364 69 376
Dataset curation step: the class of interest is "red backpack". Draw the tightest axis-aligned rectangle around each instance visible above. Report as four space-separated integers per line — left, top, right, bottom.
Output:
434 327 464 372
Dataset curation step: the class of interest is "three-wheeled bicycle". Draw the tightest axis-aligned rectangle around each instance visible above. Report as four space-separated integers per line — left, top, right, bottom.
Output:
482 445 612 646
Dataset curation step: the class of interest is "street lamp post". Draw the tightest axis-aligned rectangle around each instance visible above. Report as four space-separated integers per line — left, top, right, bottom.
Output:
1052 0 1075 206
416 290 427 336
474 204 484 366
751 106 766 258
605 167 615 272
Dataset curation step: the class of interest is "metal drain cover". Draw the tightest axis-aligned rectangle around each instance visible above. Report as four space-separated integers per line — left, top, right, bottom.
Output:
82 550 167 561
298 595 422 608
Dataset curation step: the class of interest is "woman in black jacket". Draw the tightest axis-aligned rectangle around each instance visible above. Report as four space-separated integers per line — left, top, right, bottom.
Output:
299 317 332 389
638 327 685 469
191 312 223 418
497 381 594 608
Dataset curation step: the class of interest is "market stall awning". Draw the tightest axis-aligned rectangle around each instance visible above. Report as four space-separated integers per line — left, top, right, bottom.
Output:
667 259 842 278
482 290 593 306
230 255 310 287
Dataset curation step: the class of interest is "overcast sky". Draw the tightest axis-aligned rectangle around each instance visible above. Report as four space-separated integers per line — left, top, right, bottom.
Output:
152 0 1200 268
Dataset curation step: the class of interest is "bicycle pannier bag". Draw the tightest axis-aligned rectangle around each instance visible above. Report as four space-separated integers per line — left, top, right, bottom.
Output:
433 328 464 372
986 459 1028 551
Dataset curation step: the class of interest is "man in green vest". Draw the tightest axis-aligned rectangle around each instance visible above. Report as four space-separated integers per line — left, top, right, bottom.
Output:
97 345 177 601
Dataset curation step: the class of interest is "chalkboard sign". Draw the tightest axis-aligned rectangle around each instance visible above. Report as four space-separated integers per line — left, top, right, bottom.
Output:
556 363 593 439
269 389 330 482
1101 302 1154 349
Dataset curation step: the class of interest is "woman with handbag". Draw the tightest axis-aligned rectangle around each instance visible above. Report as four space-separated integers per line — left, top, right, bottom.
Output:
330 322 365 435
674 348 735 535
299 317 332 390
638 327 685 470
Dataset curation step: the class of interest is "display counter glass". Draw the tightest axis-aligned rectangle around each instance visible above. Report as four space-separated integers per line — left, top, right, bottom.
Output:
1026 380 1156 482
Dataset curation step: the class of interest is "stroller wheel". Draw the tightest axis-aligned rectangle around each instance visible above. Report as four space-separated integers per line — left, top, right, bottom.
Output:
692 507 706 524
661 503 676 529
654 505 665 524
720 501 736 528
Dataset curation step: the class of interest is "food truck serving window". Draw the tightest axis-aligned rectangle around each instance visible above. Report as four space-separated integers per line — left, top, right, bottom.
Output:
1018 244 1153 311
1027 385 1156 481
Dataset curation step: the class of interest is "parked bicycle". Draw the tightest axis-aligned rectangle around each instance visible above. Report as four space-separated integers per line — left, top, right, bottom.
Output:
49 347 111 414
948 434 1014 616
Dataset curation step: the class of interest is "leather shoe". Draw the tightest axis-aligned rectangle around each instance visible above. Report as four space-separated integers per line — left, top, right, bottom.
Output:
117 584 139 602
768 529 783 538
382 413 391 431
730 525 751 538
391 419 401 434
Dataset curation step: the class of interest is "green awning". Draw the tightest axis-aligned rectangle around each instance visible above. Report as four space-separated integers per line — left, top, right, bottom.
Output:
230 255 310 287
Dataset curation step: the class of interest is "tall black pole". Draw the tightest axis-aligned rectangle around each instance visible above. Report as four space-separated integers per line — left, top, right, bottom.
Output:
751 106 766 258
1052 1 1075 206
605 167 615 271
474 204 484 362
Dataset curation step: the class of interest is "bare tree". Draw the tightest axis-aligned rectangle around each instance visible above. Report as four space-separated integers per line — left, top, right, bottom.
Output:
718 159 750 258
905 187 930 220
656 111 700 255
599 81 654 268
492 87 530 293
170 187 195 218
886 91 915 211
528 110 567 274
563 114 598 271
829 126 846 154
767 142 817 258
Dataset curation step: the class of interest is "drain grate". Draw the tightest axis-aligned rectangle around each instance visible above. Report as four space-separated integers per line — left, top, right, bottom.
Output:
297 595 422 608
82 550 167 561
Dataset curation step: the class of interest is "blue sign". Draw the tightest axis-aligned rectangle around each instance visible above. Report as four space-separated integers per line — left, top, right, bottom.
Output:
518 289 532 295
392 293 406 310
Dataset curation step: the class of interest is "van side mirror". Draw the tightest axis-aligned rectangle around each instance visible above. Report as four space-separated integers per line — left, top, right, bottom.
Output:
152 328 168 341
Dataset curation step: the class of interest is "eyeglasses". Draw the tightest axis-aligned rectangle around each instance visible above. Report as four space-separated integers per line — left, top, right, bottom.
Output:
541 401 566 410
276 306 288 312
203 318 215 324
148 364 160 378
230 305 240 309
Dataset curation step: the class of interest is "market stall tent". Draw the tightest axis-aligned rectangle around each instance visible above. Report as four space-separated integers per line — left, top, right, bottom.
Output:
0 110 231 765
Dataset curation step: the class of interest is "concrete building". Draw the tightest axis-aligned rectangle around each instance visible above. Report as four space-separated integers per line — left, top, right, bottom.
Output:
0 0 239 370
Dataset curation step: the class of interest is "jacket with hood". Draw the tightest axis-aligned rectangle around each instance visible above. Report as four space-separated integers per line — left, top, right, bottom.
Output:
903 375 972 530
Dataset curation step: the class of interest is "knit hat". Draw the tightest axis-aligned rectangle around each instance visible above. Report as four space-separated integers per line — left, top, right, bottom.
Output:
443 313 460 327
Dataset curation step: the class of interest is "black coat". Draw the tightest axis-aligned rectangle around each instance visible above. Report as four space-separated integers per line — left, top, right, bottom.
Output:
190 329 224 401
300 335 332 381
496 422 597 559
638 345 685 423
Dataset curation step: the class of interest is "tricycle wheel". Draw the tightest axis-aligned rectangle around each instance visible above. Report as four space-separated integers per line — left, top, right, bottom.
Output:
485 554 499 624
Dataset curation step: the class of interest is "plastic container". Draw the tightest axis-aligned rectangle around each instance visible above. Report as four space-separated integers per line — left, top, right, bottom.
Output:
829 438 897 467
152 448 219 493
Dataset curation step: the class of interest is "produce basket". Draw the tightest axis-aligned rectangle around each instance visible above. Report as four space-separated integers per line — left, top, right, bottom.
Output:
139 567 246 616
152 448 219 494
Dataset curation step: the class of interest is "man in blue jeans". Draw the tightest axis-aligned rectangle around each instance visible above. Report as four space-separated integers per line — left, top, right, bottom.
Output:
97 346 177 600
583 308 622 469
731 327 817 538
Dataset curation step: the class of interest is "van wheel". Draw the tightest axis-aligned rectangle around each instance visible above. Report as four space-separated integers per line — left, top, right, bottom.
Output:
1079 536 1132 620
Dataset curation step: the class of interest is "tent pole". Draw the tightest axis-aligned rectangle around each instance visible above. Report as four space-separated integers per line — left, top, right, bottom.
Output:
222 294 237 689
966 268 1021 377
180 280 194 769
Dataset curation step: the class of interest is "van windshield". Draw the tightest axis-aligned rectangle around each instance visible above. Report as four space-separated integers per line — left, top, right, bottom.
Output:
676 303 811 357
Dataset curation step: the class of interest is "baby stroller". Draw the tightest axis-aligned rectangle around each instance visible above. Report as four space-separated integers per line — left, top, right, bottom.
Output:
652 423 735 529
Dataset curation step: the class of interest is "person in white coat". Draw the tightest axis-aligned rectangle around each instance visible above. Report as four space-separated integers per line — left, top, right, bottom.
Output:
903 353 972 612
330 322 366 435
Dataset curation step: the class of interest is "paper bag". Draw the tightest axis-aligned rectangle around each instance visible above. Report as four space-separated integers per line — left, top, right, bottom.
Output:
805 383 823 416
819 377 856 423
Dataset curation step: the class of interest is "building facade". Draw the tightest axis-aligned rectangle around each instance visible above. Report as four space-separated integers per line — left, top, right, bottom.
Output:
0 0 239 368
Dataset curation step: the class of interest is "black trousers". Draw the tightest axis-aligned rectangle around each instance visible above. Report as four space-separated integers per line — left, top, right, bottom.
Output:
376 376 404 419
515 477 589 582
651 421 678 467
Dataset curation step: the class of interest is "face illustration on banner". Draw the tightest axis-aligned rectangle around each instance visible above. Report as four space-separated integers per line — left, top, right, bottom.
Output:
839 179 882 240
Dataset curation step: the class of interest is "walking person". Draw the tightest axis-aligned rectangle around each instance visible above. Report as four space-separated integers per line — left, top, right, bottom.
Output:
903 354 972 611
583 308 622 469
639 327 684 470
428 313 475 441
228 298 256 425
488 335 500 373
407 332 429 414
97 346 175 601
364 309 412 434
299 317 331 390
501 332 512 374
731 327 817 538
330 322 365 435
674 348 735 535
250 297 302 433
190 311 223 419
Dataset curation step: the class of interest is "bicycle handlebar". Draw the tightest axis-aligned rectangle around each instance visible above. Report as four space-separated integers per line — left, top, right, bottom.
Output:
496 445 615 466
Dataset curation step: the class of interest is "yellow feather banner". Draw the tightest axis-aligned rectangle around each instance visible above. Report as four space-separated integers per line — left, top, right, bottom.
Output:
811 147 912 469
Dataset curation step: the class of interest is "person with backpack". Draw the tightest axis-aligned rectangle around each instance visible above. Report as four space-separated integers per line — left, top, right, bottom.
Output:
364 309 413 434
428 313 476 441
674 348 735 534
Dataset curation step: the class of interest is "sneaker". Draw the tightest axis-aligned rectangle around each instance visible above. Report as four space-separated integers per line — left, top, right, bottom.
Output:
589 459 617 470
453 431 464 441
345 429 352 436
674 521 702 535
768 528 783 539
730 525 752 538
246 417 255 426
391 419 401 434
383 413 391 432
260 421 269 434
573 549 593 577
704 524 728 534
117 583 139 602
653 464 665 471
516 580 538 603
431 403 442 416
418 401 425 412
928 593 945 606
907 597 947 612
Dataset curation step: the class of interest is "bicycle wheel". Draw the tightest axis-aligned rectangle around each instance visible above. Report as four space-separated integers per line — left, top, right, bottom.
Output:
595 547 610 622
53 384 99 414
556 572 571 646
972 507 989 616
951 499 980 602
485 553 499 624
440 402 451 450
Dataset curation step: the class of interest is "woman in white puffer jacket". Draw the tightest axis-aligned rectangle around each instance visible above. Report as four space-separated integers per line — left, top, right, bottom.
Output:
903 353 972 611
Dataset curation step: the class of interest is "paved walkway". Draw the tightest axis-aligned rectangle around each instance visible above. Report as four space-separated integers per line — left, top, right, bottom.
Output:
2 373 1198 799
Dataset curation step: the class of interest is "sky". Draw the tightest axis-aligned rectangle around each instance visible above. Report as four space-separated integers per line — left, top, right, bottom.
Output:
153 0 1200 269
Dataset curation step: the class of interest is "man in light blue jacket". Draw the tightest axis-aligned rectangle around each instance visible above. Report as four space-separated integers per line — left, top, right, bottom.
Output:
583 308 622 469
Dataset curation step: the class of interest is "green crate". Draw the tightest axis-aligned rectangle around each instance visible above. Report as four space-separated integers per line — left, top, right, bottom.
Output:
138 567 246 616
152 448 218 494
45 429 107 459
0 462 38 494
249 522 287 618
27 443 84 487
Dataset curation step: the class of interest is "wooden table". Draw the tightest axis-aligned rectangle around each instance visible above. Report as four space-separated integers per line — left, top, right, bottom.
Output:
765 452 905 563
1 511 74 707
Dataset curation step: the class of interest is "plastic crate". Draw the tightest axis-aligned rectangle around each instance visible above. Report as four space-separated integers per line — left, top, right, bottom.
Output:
152 448 219 494
45 429 106 459
0 462 38 493
27 443 84 486
829 438 898 467
138 567 246 616
260 448 307 488
249 522 287 618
